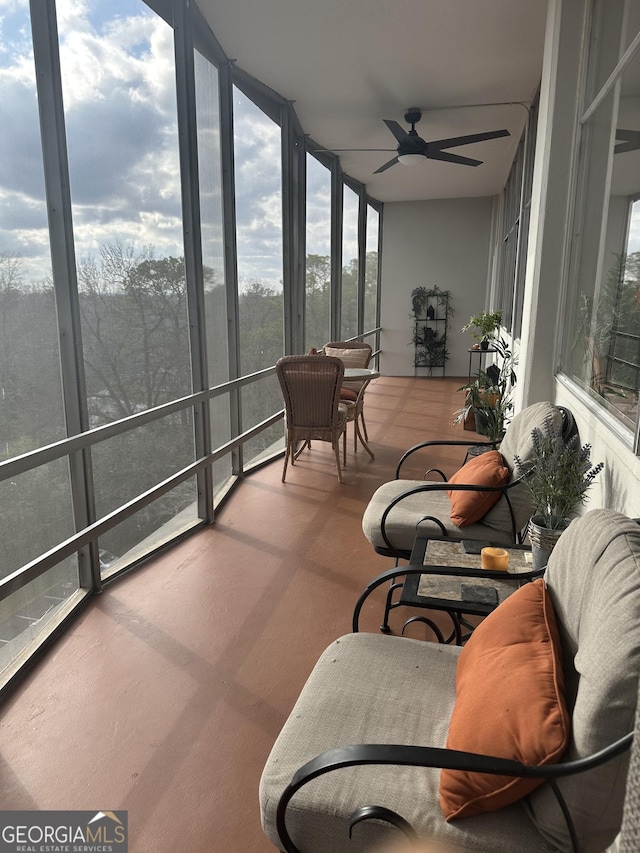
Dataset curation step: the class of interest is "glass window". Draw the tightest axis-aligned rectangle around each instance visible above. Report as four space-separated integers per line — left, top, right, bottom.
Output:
341 185 359 339
305 153 332 350
233 86 284 466
58 0 198 569
562 3 640 435
194 50 232 497
364 205 379 335
0 0 77 673
496 97 538 337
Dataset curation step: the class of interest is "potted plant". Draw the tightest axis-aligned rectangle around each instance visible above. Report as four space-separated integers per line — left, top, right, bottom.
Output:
462 310 503 349
453 336 517 443
514 415 604 569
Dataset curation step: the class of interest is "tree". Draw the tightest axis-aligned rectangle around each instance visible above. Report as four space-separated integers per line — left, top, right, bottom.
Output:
78 243 191 421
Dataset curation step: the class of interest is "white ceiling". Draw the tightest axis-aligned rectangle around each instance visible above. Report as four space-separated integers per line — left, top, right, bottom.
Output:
197 0 549 203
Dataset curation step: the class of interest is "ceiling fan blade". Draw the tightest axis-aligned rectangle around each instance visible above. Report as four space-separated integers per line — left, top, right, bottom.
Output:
427 150 482 167
383 119 416 147
374 156 400 174
429 129 510 151
615 129 640 154
329 148 397 153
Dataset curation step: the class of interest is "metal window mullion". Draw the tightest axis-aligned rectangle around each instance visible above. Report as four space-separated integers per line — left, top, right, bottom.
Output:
331 166 343 340
219 62 242 475
173 0 212 523
30 0 99 591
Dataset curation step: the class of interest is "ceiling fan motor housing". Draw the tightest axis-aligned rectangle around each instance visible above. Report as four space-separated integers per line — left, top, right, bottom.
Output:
404 108 422 128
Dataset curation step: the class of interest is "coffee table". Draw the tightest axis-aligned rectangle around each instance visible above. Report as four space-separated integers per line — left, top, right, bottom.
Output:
352 533 542 645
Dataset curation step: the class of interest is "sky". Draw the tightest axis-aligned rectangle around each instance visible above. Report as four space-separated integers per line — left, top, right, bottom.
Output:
0 0 357 291
0 0 635 293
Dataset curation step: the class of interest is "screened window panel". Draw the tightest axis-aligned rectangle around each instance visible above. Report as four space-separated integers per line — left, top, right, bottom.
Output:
58 0 198 567
0 556 79 680
195 49 232 497
364 206 379 334
305 153 332 351
562 17 640 432
233 86 284 466
0 1 78 674
341 185 359 339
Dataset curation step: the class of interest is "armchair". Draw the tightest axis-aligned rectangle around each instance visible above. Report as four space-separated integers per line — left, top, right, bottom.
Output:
361 401 571 560
260 509 640 853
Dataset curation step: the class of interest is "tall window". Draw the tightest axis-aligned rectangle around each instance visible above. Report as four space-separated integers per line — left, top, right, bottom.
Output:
58 0 198 570
496 98 538 337
0 0 382 685
562 0 640 439
364 205 379 335
195 50 231 496
233 86 284 465
305 153 332 350
0 0 77 674
341 185 359 339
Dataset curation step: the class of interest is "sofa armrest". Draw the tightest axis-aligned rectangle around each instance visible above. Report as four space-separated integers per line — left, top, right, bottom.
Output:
378 479 522 556
276 736 633 853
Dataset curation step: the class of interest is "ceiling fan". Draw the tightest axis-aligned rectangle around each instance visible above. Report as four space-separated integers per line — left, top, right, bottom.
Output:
365 108 510 173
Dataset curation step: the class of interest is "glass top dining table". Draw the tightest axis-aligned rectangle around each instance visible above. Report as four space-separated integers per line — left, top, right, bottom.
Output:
341 368 379 458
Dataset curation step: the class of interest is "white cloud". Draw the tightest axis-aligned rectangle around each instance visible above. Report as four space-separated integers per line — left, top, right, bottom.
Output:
0 0 333 290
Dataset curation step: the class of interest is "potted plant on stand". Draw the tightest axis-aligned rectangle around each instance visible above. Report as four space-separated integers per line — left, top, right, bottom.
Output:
453 336 517 444
462 310 503 350
514 415 604 570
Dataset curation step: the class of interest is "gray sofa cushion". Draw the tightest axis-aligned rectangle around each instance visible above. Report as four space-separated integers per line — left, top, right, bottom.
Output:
259 633 546 852
482 401 563 535
361 479 514 553
528 509 640 852
361 402 563 552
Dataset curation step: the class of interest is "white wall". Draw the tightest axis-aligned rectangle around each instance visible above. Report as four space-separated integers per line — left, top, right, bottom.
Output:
515 0 640 521
380 197 493 377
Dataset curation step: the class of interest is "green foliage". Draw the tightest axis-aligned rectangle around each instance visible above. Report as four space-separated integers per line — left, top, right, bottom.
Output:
513 416 604 529
462 310 503 342
410 285 454 320
411 286 453 372
453 336 517 443
0 241 371 575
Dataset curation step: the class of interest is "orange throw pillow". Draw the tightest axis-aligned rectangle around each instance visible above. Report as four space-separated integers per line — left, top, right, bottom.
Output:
447 450 510 527
339 388 358 402
439 579 570 820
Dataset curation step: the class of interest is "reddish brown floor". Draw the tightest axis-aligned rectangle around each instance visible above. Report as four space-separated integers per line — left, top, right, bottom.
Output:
0 376 476 852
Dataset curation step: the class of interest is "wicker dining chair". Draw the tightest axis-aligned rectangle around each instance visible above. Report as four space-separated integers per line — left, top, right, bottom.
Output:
276 355 348 483
323 341 373 452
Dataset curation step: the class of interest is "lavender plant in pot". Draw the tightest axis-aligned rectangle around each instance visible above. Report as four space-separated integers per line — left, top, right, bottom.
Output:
514 415 604 570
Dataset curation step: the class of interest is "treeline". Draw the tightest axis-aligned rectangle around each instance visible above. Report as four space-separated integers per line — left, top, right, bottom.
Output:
0 244 377 578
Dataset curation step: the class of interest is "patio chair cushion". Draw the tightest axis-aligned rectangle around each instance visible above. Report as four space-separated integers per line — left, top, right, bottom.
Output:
447 450 510 527
440 579 570 820
362 479 515 553
339 387 358 402
527 509 640 851
482 402 563 535
324 347 369 369
260 632 547 852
